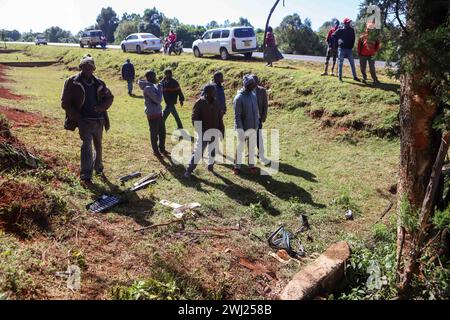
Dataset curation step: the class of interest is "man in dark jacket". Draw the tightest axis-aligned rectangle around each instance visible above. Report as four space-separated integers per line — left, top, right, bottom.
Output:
61 54 114 186
183 84 222 178
332 18 361 82
161 68 185 129
321 20 340 76
253 75 269 164
121 59 135 95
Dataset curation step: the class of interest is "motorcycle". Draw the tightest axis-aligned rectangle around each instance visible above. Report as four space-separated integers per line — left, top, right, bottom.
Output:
164 41 183 55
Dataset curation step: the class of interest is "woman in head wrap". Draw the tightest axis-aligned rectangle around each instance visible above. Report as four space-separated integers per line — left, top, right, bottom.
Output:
264 26 284 67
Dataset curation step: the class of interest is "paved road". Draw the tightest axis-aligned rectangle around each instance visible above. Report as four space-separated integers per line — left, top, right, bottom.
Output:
5 41 387 68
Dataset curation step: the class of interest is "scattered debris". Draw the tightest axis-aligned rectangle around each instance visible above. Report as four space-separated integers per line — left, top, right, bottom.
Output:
379 200 394 221
160 199 201 219
119 172 142 183
268 226 306 259
133 173 159 187
297 214 311 233
345 210 354 221
55 265 81 291
129 179 156 192
268 251 302 266
87 194 122 214
134 219 184 232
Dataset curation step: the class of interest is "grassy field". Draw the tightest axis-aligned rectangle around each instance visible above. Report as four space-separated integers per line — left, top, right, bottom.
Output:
0 44 400 300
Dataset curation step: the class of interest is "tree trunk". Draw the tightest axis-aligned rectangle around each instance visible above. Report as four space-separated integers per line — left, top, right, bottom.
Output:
263 0 282 49
396 0 447 297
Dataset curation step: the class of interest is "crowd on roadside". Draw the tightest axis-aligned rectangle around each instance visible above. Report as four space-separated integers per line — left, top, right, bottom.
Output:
61 18 381 187
62 54 270 186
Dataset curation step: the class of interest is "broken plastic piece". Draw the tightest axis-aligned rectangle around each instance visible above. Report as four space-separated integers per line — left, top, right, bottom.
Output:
87 194 122 214
160 200 201 219
119 172 142 183
129 179 157 192
133 173 159 188
268 226 306 259
345 210 354 221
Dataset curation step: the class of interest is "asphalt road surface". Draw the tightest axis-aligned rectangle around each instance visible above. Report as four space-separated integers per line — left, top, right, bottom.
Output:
5 41 387 68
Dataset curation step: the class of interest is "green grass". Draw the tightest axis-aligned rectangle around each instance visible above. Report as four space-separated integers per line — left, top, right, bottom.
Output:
0 44 400 299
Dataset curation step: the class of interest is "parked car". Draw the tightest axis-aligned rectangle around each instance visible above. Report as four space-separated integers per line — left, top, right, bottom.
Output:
79 30 105 48
192 27 258 60
35 37 47 45
120 33 162 54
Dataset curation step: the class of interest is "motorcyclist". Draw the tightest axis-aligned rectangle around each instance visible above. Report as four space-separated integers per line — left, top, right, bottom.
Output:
167 30 177 54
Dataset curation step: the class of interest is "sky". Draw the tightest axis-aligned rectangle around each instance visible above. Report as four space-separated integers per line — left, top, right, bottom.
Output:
0 0 361 34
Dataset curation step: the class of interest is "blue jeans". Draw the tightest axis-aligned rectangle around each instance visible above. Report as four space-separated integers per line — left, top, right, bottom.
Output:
338 48 358 80
163 104 183 129
127 79 133 94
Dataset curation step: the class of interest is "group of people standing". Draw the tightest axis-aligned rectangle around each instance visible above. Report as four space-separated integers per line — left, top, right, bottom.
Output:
322 18 381 84
62 53 270 186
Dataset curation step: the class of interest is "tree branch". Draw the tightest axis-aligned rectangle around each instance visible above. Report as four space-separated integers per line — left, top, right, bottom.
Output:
396 0 409 35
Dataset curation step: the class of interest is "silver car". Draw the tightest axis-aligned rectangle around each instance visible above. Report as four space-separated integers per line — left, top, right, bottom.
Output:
120 33 162 54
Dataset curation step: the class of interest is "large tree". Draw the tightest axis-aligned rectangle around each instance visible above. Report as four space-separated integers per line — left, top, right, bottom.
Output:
368 0 449 297
276 13 324 55
43 26 75 43
96 7 119 42
140 7 165 37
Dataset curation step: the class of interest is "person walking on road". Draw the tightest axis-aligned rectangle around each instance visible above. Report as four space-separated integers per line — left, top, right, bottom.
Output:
321 20 340 76
138 70 168 159
122 59 135 96
358 23 381 85
161 68 185 130
61 54 114 187
332 18 361 82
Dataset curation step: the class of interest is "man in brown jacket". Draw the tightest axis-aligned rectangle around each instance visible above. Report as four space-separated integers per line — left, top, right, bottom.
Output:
61 54 114 186
183 84 223 179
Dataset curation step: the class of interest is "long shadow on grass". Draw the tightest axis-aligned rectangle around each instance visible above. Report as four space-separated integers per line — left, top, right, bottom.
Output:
349 81 400 94
277 162 318 182
237 167 325 209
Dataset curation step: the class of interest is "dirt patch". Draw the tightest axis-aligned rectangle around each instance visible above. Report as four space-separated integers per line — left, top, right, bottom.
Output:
0 180 63 238
0 87 24 101
0 61 58 68
0 106 50 128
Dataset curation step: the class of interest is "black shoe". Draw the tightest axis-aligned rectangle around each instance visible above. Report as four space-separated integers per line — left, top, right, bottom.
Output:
362 79 367 84
354 77 361 82
81 179 94 189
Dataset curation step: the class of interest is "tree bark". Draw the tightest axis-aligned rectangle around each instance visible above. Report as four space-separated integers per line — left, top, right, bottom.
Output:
396 0 447 297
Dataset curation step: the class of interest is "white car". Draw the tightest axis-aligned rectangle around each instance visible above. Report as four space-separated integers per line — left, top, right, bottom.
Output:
192 27 258 60
120 33 162 54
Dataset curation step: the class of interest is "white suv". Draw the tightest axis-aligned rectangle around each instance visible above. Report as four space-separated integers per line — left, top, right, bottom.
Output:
192 27 257 60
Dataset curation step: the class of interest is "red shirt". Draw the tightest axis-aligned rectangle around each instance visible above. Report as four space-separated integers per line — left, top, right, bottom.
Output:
266 32 276 47
168 33 177 43
358 36 380 57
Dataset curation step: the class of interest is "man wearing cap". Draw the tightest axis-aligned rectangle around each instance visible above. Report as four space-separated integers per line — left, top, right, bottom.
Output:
332 18 361 82
233 74 260 175
121 59 135 96
61 54 114 187
321 20 340 76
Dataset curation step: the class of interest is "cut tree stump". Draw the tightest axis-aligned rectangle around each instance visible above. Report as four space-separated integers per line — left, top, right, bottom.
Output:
280 241 351 300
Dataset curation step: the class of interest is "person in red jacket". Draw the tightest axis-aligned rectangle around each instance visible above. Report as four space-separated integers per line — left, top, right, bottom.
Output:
321 20 340 76
358 24 381 84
